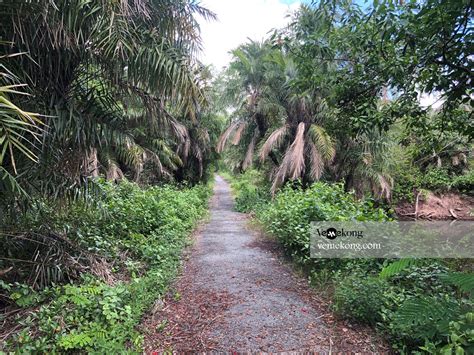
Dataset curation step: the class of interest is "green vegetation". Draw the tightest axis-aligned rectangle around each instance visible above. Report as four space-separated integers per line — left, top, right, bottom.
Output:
0 1 218 351
0 0 223 202
218 3 473 348
216 0 472 201
226 173 473 352
1 181 211 352
1 0 473 352
221 170 270 213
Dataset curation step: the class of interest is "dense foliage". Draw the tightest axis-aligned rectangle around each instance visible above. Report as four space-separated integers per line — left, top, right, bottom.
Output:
1 2 219 350
218 5 473 349
257 181 388 261
1 181 211 352
1 0 473 352
226 172 473 352
0 0 222 209
0 1 221 349
217 0 472 199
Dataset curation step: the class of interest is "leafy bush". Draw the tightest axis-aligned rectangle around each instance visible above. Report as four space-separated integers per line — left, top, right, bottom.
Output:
237 177 473 353
392 164 474 201
392 167 422 202
451 170 474 194
221 169 271 213
333 276 388 325
257 182 388 264
1 180 211 352
378 261 474 352
420 311 474 354
333 263 474 352
420 168 452 191
234 186 271 213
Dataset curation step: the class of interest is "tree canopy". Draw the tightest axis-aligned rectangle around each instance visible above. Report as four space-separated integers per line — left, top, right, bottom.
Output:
217 0 472 197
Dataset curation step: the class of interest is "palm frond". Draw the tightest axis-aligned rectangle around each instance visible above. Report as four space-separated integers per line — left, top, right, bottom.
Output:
259 125 288 162
308 124 335 162
216 120 240 153
242 132 257 171
307 140 324 180
288 122 306 179
271 122 306 193
231 121 247 145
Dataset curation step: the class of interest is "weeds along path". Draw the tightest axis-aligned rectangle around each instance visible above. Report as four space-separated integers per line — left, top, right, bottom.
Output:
142 175 384 352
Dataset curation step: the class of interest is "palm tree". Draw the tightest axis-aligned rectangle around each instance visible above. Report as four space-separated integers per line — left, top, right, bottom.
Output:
216 40 276 170
333 130 395 200
217 44 335 192
0 0 216 199
259 92 336 193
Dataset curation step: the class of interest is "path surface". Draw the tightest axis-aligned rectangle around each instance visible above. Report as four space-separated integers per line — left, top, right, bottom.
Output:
143 176 383 353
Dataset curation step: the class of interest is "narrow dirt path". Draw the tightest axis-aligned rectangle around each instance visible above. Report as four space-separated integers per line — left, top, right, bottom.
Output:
142 176 385 353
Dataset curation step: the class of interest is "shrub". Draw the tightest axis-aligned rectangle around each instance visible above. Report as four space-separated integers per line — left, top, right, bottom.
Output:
420 168 452 191
235 186 271 213
420 311 474 354
333 276 388 325
221 169 271 213
226 175 473 353
1 180 211 352
392 164 422 202
392 164 474 201
257 182 388 264
379 262 474 351
451 170 474 194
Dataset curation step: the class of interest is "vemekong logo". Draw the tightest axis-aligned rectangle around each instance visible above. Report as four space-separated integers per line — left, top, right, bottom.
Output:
316 227 364 240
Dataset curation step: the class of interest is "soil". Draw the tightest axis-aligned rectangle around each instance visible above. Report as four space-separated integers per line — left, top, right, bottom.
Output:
396 191 474 220
142 176 387 353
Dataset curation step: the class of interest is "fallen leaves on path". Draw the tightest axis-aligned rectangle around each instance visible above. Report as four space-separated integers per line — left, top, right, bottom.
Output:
141 262 235 353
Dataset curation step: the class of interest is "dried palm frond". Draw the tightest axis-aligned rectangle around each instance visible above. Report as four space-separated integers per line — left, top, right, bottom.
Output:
288 122 306 179
216 120 240 153
307 141 324 180
271 122 306 193
231 121 248 145
242 132 258 170
271 159 289 194
84 148 99 177
259 125 288 162
378 174 393 200
106 160 124 182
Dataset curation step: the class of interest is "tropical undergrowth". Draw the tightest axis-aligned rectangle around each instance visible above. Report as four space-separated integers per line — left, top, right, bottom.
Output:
0 180 212 353
225 171 473 353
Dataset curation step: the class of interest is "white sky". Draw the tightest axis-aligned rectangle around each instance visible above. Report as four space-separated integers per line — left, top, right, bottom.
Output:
197 0 301 70
419 92 444 110
196 0 442 108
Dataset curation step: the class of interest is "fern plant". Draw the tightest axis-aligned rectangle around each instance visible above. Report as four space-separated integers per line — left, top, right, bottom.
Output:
381 259 474 351
380 259 421 278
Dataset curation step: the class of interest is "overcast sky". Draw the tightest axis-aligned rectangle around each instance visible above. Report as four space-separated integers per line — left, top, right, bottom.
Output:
197 0 302 70
196 0 442 108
